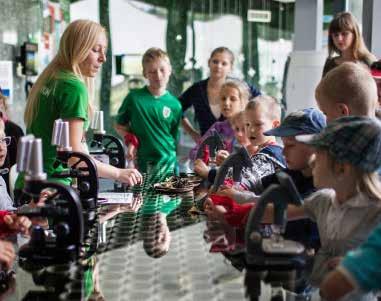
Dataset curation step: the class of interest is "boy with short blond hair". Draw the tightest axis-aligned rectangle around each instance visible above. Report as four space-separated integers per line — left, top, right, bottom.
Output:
245 94 282 123
141 47 171 67
315 62 378 123
115 48 182 172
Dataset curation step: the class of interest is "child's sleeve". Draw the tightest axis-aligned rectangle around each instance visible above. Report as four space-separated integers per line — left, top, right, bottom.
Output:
0 211 12 235
339 223 381 291
230 191 259 204
248 83 261 98
302 189 334 222
240 154 278 191
115 93 132 126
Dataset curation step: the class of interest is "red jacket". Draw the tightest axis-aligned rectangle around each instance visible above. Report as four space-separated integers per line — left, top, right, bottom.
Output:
0 210 13 236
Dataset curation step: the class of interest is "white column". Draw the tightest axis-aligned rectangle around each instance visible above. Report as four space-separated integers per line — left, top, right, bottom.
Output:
293 0 323 51
363 0 381 58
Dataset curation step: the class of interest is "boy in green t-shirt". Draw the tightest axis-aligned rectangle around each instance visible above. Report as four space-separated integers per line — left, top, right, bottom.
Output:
115 48 182 173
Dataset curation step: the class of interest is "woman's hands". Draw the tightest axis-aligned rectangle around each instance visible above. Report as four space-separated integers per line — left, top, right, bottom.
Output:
115 168 143 186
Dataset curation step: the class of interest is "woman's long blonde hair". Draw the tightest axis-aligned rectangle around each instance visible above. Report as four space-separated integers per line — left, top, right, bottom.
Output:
328 12 376 65
24 19 106 127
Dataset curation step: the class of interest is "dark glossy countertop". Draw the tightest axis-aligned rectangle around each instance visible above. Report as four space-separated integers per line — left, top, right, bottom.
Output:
1 163 248 301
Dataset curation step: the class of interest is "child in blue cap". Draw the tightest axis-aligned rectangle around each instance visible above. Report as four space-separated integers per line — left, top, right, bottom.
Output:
205 108 325 259
220 108 326 203
278 116 381 301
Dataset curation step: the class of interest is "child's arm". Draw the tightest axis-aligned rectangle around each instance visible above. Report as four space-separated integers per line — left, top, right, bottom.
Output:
114 123 130 139
217 186 258 204
114 93 138 149
114 124 138 161
321 222 381 298
259 204 306 223
114 93 133 138
3 214 31 236
0 211 31 236
229 171 285 204
0 240 15 270
320 269 355 301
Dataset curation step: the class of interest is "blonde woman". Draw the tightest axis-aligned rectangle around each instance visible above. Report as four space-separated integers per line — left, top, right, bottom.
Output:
15 20 142 193
323 11 376 77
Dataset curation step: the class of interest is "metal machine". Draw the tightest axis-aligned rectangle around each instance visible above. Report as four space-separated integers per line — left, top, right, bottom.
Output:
89 111 126 191
50 119 99 228
16 136 84 269
196 130 225 163
211 146 253 192
244 172 307 301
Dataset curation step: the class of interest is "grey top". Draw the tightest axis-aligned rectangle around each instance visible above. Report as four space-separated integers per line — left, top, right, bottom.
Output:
0 176 14 211
230 187 258 204
322 57 374 77
303 189 381 288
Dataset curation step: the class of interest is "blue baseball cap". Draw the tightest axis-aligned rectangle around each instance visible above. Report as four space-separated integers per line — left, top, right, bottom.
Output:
264 108 326 137
296 116 381 173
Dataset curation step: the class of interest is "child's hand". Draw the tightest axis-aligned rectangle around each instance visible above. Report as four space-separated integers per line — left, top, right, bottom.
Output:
326 256 342 270
194 159 210 179
216 185 237 199
216 150 230 166
4 214 31 236
127 144 137 161
0 240 15 270
203 198 228 223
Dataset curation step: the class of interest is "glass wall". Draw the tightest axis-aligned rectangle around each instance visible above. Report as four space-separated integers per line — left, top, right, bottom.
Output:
72 0 295 116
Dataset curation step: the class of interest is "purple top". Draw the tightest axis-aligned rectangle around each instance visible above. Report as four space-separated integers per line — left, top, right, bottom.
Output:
189 120 235 161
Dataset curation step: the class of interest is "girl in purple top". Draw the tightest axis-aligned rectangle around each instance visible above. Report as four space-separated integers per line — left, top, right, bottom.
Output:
189 79 250 161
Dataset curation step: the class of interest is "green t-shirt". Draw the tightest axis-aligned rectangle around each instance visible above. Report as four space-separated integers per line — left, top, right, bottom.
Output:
141 194 181 216
15 71 88 189
116 86 182 172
